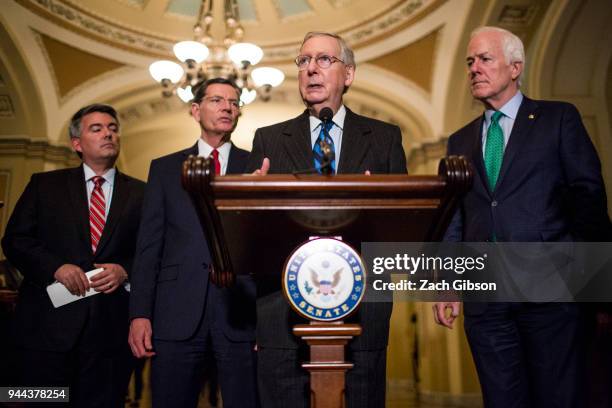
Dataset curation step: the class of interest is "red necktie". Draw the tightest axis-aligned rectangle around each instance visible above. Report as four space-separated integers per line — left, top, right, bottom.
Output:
89 176 106 254
211 149 221 175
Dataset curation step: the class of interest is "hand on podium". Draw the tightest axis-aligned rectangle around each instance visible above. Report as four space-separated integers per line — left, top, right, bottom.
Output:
252 158 270 175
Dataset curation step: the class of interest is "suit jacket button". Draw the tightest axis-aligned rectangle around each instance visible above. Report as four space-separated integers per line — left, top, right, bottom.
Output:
491 200 498 207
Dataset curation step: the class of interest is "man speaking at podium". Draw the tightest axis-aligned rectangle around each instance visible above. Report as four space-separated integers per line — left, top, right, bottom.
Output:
247 32 407 408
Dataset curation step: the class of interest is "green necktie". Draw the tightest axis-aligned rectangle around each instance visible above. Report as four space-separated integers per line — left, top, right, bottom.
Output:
484 111 504 191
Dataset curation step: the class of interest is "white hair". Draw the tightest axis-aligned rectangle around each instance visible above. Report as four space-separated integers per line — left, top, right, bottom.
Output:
302 31 356 67
471 26 525 86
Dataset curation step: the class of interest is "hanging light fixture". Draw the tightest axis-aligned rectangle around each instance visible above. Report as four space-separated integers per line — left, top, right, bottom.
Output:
149 0 284 104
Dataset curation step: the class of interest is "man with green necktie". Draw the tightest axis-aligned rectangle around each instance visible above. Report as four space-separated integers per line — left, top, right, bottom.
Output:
433 26 610 408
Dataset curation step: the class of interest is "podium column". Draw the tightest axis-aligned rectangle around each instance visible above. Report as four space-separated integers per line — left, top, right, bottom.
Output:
293 322 362 408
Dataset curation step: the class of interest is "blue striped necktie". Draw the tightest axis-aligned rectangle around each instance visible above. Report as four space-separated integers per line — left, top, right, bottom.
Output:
313 121 335 174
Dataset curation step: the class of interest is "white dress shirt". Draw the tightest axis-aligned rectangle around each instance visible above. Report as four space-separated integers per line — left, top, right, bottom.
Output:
197 138 232 175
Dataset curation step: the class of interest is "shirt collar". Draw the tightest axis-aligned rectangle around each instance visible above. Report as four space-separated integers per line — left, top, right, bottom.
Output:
83 163 116 185
309 105 347 132
485 91 523 122
197 138 231 161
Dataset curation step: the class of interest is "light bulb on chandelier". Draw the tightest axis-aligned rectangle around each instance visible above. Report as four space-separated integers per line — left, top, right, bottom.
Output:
149 0 284 105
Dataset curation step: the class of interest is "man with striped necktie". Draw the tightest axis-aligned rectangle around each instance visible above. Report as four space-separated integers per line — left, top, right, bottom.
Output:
247 32 407 408
2 103 145 407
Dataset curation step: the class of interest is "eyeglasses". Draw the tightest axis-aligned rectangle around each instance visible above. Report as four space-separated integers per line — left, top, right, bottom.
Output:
203 96 243 109
295 54 345 71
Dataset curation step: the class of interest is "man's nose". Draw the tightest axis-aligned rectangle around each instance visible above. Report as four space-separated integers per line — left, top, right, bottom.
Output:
469 60 480 74
306 58 319 74
103 127 117 138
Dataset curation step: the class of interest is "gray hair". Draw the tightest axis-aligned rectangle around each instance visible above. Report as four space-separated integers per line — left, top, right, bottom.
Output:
471 26 525 86
69 103 119 140
302 31 356 68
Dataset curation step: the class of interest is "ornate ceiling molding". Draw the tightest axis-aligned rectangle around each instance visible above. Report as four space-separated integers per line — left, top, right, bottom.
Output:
17 0 172 57
0 96 15 118
33 30 133 105
16 0 446 62
0 138 79 165
36 31 127 101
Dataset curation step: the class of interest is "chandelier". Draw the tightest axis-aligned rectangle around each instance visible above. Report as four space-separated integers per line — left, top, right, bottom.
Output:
149 0 285 104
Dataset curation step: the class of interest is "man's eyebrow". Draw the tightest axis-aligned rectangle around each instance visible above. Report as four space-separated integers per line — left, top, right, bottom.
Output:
88 121 118 128
466 52 490 61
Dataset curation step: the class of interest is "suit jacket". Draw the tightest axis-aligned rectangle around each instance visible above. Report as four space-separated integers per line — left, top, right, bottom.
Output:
2 166 145 352
444 96 610 313
246 108 407 350
129 142 255 342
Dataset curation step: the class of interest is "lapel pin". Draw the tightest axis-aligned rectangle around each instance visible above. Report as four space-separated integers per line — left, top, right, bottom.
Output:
528 114 535 119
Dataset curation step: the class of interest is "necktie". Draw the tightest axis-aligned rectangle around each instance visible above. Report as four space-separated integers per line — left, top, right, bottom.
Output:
484 111 504 191
313 121 335 174
211 148 221 175
89 176 106 254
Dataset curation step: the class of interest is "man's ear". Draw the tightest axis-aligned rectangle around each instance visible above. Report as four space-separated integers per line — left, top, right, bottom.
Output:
191 102 201 121
344 65 355 87
510 60 523 81
70 137 82 153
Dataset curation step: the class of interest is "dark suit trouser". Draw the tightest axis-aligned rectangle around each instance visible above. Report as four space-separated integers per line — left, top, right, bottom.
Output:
464 303 584 408
257 346 387 408
13 317 134 408
151 294 257 408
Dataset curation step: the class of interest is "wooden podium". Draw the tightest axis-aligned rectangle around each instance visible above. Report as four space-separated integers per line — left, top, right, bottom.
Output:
182 156 472 407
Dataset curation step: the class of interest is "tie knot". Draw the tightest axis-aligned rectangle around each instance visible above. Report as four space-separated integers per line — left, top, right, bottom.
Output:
211 149 219 159
320 121 333 133
91 176 104 187
491 111 503 123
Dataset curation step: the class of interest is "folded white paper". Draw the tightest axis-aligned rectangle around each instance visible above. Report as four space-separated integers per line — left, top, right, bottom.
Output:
46 268 105 308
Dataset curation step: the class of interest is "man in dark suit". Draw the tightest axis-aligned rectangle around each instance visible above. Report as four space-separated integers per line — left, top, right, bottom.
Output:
247 32 407 408
2 104 145 407
128 78 257 408
433 27 610 408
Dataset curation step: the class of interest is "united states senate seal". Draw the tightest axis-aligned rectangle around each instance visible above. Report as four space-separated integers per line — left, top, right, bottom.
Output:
282 238 366 322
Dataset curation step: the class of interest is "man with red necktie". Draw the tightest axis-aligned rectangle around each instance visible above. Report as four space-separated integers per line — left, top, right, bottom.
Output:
2 104 145 407
129 78 256 407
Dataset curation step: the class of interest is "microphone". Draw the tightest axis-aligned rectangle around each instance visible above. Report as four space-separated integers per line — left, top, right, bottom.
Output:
318 107 335 175
319 107 333 123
